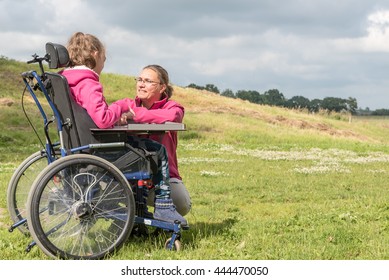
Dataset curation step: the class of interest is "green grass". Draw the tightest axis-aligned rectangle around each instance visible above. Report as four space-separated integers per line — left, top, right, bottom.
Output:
1 57 389 259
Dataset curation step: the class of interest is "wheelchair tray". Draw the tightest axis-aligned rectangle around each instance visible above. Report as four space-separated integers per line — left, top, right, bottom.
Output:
90 122 186 135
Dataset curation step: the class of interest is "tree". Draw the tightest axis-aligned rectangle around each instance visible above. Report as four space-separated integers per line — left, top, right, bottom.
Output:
262 89 286 106
321 97 348 112
236 90 261 103
309 99 322 113
185 82 365 114
285 95 311 109
204 84 220 94
221 89 235 98
346 97 358 114
372 109 389 116
186 83 204 90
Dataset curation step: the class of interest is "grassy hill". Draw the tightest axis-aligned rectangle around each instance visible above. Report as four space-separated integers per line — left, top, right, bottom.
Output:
1 56 389 260
2 56 389 154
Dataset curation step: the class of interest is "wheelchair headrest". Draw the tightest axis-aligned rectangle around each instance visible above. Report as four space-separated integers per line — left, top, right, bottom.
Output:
45 42 69 69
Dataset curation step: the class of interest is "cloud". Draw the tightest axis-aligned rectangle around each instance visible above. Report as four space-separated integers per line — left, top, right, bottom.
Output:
361 9 389 51
332 9 389 52
1 0 389 109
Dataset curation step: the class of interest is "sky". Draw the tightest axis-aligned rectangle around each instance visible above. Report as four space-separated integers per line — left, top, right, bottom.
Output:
1 0 389 110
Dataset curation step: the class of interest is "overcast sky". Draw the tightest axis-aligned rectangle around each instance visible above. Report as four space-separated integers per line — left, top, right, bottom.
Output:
1 0 389 110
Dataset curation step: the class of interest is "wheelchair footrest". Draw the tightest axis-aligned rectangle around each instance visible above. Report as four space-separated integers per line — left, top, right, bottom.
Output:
124 171 151 180
134 216 188 232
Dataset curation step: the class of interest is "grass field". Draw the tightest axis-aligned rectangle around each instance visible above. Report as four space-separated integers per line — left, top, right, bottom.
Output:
1 57 389 260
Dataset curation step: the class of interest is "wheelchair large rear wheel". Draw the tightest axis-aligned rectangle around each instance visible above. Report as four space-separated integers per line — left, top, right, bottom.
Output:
27 154 135 259
7 150 53 234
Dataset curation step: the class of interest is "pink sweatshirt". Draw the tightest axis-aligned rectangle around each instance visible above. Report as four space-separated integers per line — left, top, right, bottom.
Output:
60 67 132 128
128 96 185 180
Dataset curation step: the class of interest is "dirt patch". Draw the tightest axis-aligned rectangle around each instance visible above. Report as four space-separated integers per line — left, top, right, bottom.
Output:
0 98 14 106
188 105 372 142
0 208 7 229
267 115 370 140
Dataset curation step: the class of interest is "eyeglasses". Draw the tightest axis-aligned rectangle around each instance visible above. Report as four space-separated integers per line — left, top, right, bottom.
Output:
135 77 161 85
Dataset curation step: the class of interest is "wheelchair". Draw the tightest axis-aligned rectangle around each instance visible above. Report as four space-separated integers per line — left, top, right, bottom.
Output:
7 42 188 259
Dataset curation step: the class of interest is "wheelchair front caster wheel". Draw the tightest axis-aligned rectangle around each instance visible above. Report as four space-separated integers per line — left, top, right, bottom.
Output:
165 238 181 251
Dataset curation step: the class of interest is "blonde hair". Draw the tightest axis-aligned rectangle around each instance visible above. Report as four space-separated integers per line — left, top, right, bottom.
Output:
143 64 174 99
67 32 105 69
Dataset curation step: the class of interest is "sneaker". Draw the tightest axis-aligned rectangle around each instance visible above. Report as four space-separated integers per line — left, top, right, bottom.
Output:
154 198 188 226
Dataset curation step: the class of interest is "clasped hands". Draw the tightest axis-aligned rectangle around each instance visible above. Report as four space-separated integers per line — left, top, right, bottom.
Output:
117 108 136 125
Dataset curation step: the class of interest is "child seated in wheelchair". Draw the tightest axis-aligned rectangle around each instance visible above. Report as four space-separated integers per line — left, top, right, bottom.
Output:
60 31 187 227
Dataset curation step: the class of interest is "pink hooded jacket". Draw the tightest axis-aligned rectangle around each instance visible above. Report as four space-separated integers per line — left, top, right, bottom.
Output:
60 67 132 128
128 96 185 180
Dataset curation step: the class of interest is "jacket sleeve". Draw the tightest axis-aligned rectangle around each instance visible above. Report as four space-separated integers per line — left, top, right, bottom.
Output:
131 101 184 124
79 80 130 128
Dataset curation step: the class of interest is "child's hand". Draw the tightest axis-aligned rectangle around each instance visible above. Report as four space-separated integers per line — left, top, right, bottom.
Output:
126 108 136 119
118 108 136 125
